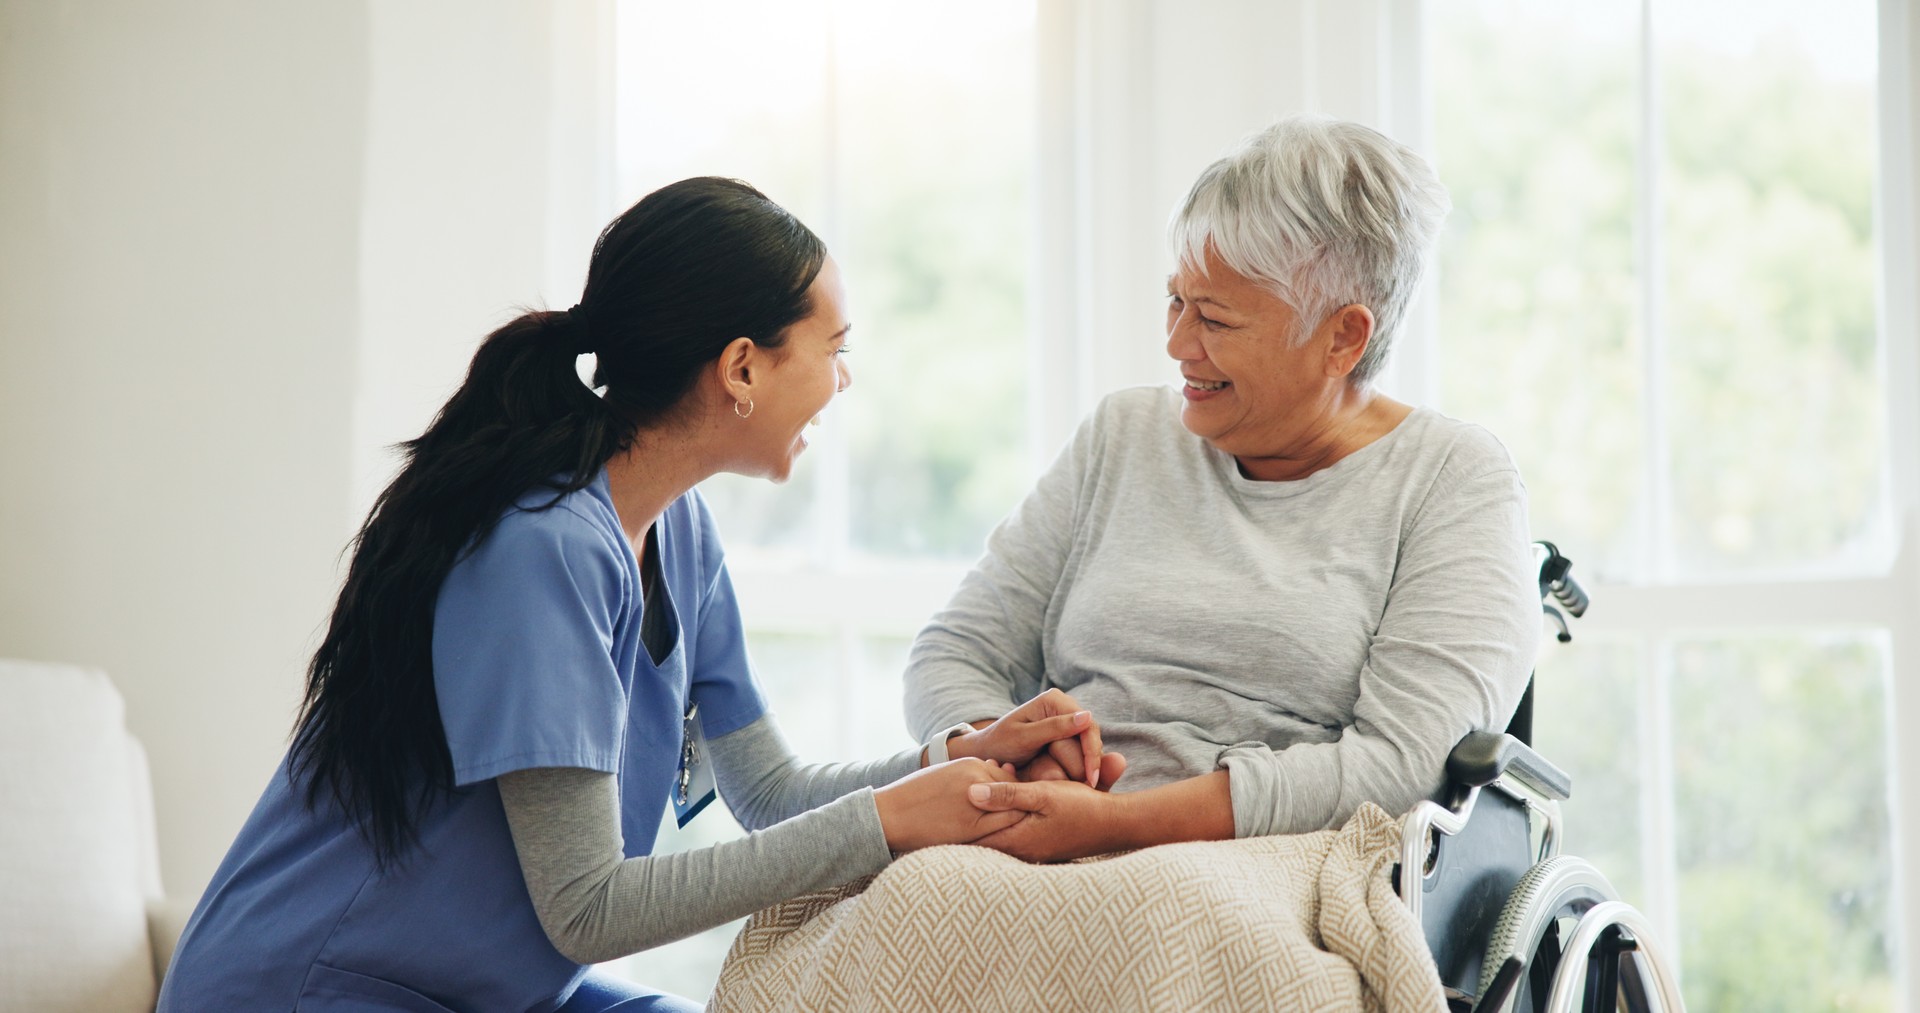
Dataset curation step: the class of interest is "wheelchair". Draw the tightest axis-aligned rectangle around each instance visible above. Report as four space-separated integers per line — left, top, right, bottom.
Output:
1394 542 1687 1013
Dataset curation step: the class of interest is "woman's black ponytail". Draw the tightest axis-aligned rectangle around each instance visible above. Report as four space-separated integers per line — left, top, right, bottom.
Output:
290 178 826 866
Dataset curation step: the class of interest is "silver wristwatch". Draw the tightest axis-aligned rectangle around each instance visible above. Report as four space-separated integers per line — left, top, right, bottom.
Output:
923 722 977 765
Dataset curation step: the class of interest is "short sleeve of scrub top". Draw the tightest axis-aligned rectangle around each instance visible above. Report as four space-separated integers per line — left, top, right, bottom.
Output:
433 502 634 785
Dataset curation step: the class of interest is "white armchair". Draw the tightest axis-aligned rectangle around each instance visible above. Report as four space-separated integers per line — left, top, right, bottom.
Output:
0 659 193 1013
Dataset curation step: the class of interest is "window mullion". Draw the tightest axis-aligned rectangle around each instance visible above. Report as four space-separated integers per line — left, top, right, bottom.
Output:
1640 636 1684 972
1030 0 1089 470
1875 0 1920 517
1636 0 1673 585
814 0 853 570
1868 54 1920 1011
1634 0 1685 980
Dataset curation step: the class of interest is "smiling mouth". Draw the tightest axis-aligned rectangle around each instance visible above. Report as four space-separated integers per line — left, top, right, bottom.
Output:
1185 378 1229 392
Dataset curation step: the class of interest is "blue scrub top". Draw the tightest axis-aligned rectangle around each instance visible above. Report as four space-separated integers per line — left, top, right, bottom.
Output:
158 472 767 1012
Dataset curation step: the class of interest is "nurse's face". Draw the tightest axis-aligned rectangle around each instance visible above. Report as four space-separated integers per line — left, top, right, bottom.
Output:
735 256 853 482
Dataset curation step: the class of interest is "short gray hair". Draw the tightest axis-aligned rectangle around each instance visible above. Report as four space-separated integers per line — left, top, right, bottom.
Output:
1169 114 1450 385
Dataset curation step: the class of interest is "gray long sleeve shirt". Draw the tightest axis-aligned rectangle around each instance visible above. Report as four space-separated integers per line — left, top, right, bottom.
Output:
903 385 1539 837
496 715 920 965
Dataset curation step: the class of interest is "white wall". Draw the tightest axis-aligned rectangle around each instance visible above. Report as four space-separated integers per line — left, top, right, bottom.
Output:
0 1 370 903
353 3 612 520
0 0 601 903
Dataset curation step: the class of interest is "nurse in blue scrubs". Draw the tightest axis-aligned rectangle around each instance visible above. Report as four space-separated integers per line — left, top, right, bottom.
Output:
157 177 1110 1012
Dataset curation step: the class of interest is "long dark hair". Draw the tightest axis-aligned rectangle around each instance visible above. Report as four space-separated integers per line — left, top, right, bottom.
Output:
290 177 827 865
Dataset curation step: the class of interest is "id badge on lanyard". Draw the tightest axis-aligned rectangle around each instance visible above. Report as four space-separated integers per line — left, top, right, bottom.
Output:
673 703 717 828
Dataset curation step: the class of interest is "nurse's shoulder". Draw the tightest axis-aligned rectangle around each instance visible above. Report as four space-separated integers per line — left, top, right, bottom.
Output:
443 478 638 619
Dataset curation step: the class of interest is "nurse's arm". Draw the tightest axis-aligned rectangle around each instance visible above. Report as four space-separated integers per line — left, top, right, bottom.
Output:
712 699 1109 837
709 714 921 832
496 766 894 964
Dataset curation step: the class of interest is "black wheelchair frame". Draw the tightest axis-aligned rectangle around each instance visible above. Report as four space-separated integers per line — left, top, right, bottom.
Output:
1393 542 1687 1013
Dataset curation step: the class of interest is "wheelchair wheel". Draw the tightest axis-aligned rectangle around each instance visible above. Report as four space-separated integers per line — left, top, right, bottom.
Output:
1478 856 1636 1013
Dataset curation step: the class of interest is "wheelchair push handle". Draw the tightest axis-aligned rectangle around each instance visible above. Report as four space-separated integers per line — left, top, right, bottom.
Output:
1549 569 1588 617
1534 541 1588 618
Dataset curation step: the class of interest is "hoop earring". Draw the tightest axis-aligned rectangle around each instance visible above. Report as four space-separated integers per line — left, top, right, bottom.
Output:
734 398 755 420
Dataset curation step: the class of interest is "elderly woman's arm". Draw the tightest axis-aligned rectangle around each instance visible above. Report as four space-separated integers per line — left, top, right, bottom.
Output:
902 415 1098 741
1216 462 1538 836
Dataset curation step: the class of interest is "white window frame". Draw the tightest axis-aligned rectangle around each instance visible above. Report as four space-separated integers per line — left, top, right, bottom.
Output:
1875 0 1919 1000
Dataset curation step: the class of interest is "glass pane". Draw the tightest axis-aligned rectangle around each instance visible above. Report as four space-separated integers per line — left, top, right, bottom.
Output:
616 0 1036 563
746 632 848 759
1669 632 1895 1011
1659 0 1886 575
751 633 918 762
615 2 831 214
854 635 920 758
1431 0 1646 581
1530 634 1645 905
833 2 1035 560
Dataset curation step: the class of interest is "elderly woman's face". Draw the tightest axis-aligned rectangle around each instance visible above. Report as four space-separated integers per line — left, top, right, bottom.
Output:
1165 250 1350 459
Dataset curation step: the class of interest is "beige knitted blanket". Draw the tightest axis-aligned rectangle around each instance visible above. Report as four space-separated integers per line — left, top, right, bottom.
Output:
708 802 1446 1012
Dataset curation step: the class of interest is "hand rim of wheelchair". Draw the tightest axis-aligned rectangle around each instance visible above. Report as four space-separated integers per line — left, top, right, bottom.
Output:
1539 898 1688 1013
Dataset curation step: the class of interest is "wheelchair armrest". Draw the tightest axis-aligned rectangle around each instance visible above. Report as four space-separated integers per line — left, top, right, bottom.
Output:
1446 730 1572 802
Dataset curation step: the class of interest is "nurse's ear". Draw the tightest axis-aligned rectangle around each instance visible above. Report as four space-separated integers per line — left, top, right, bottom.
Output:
715 337 757 407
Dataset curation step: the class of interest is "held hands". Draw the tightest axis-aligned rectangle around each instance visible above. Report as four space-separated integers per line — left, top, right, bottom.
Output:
889 689 1129 862
874 757 1026 854
964 779 1123 863
1018 742 1128 793
944 688 1127 790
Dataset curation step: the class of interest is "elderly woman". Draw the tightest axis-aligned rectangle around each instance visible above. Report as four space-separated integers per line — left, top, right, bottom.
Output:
904 114 1540 861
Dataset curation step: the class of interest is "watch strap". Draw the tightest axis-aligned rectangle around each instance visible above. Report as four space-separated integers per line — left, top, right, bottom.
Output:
924 722 977 765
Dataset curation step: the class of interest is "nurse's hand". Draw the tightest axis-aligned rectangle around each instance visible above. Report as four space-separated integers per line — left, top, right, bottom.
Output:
874 758 1027 854
943 688 1111 789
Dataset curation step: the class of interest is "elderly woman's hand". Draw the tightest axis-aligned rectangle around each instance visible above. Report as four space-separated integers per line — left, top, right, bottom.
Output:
945 688 1117 789
964 779 1125 863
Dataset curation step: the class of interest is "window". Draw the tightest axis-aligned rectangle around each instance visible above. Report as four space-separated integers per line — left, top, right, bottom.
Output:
609 0 1039 995
595 1 1909 1004
1431 0 1899 1007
